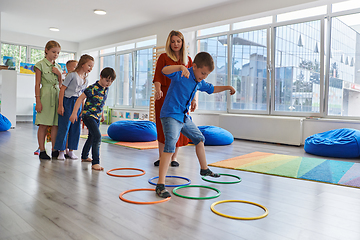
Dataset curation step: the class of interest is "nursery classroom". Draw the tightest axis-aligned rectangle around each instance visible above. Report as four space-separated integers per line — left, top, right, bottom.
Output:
1 0 360 239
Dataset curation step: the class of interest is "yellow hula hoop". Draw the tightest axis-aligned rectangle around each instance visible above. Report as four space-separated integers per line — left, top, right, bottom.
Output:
211 200 268 220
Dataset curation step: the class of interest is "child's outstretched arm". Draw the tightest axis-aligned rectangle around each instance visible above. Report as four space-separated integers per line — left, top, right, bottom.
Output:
162 65 190 78
69 93 86 123
213 86 236 95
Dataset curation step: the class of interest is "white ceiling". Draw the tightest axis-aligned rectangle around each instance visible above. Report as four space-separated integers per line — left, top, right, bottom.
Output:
0 0 240 43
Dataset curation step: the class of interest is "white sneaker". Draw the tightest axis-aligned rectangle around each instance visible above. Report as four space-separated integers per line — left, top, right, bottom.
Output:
57 151 65 160
67 151 78 159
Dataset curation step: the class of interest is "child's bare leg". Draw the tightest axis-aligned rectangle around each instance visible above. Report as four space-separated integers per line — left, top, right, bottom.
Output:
92 164 104 171
195 141 207 169
158 152 173 184
37 125 48 151
195 141 220 178
156 152 173 198
50 126 58 150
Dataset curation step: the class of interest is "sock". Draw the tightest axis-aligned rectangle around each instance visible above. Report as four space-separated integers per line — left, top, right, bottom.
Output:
57 151 65 160
67 151 78 159
66 149 70 155
200 168 220 178
156 184 171 198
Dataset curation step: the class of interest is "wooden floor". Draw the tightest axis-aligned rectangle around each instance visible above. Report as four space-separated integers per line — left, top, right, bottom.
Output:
1 122 360 240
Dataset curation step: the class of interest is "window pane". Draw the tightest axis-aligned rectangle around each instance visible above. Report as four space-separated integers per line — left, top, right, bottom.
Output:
135 48 153 107
233 16 272 30
197 35 228 111
57 52 75 64
30 48 44 64
136 39 156 48
231 29 268 111
117 43 135 52
332 0 360 13
277 6 327 22
100 55 116 107
100 47 115 55
274 20 321 113
328 14 360 117
1 43 27 71
117 53 133 106
197 25 230 37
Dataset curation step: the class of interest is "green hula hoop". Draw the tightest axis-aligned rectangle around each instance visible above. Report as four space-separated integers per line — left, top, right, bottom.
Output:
202 173 242 184
173 185 221 200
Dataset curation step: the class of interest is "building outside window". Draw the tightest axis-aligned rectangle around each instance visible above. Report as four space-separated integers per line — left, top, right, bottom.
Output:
231 29 268 111
197 35 228 111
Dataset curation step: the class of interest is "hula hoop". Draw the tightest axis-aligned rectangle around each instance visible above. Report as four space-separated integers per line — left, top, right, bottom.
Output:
148 176 191 187
173 185 221 200
202 173 242 184
211 200 268 220
119 188 170 204
107 168 145 177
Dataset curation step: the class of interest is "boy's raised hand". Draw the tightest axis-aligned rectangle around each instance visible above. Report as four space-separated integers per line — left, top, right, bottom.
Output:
180 66 190 78
229 86 236 95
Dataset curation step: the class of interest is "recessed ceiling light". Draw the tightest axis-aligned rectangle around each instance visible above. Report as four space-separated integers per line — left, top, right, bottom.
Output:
94 9 106 15
49 27 59 32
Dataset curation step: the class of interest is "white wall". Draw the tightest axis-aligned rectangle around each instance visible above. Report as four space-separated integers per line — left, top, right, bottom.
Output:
79 0 320 52
1 30 79 53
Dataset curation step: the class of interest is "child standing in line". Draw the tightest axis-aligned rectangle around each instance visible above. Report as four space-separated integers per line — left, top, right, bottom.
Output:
35 40 63 160
156 52 236 198
66 60 78 75
54 55 94 160
63 59 78 158
69 67 116 171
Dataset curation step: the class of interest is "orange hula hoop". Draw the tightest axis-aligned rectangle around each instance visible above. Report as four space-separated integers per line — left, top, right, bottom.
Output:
106 168 146 177
119 188 171 204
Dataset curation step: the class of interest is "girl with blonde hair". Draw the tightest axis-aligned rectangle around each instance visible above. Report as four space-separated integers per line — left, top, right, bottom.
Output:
54 54 94 160
35 40 62 159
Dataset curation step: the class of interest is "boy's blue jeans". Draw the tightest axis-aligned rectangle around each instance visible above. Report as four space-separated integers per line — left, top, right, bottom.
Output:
81 115 101 165
161 117 205 153
54 96 82 151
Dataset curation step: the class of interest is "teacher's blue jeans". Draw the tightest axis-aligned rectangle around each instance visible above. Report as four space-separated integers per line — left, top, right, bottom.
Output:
81 115 101 165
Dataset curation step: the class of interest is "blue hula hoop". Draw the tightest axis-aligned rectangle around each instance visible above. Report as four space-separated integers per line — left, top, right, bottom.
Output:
148 175 191 187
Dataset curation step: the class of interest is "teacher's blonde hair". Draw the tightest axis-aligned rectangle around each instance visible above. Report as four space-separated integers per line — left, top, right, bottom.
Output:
165 30 188 66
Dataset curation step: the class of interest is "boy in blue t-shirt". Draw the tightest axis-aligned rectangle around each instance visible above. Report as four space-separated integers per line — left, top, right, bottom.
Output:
156 52 236 198
69 67 116 171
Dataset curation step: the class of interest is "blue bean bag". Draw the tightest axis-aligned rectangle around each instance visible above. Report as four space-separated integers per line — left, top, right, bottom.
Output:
198 126 234 146
304 128 360 158
107 120 157 142
0 114 11 131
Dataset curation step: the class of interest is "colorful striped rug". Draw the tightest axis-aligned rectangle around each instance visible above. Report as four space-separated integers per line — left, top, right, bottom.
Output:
80 134 158 150
209 151 360 188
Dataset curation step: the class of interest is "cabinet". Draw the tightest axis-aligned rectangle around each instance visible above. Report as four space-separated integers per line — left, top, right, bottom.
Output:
0 70 17 128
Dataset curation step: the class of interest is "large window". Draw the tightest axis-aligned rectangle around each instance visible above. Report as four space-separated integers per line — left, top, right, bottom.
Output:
97 39 155 109
117 53 133 106
197 35 228 111
231 29 268 111
329 13 360 117
1 43 27 71
135 48 153 107
274 20 321 113
100 54 116 106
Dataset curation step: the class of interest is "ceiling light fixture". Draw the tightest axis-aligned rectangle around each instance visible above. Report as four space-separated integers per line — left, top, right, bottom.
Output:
49 27 59 32
94 9 106 15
